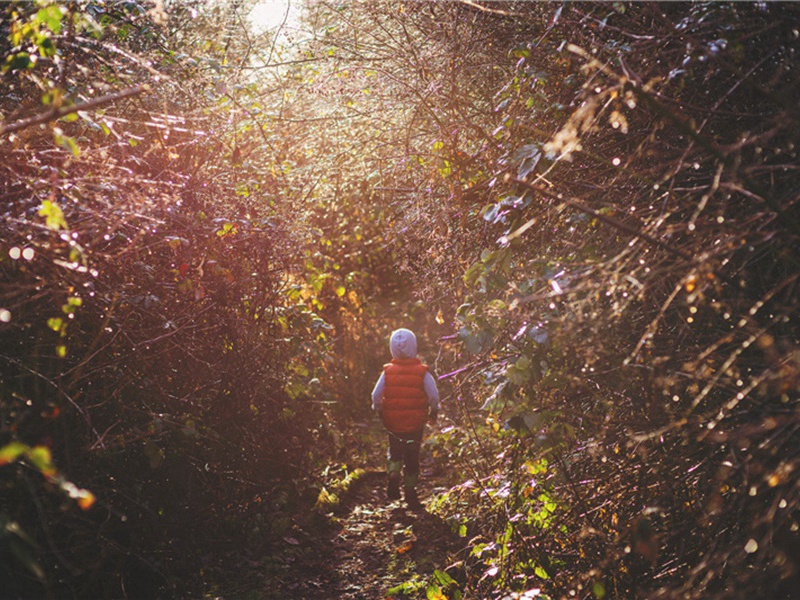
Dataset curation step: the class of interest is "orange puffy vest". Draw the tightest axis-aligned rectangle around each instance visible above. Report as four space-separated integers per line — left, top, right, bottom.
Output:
381 358 430 433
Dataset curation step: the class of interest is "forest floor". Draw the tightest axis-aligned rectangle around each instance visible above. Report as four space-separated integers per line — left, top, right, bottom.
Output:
229 437 465 600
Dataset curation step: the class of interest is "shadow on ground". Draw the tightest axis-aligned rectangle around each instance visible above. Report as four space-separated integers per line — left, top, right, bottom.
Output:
252 460 463 600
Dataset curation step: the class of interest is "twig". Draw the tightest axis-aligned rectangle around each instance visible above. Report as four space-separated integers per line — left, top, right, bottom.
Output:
0 85 149 136
456 0 522 17
512 178 695 261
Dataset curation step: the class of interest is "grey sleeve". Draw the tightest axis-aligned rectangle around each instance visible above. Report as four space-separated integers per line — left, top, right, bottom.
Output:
371 372 386 411
423 371 440 412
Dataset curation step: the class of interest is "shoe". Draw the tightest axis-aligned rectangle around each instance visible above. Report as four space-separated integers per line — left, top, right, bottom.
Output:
387 474 401 501
404 487 422 510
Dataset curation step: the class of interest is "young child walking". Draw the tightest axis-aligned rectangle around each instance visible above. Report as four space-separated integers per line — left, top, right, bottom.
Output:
371 328 440 509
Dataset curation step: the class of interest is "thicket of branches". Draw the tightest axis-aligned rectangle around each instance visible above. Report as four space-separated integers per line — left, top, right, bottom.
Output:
1 1 798 599
301 2 800 598
0 1 335 596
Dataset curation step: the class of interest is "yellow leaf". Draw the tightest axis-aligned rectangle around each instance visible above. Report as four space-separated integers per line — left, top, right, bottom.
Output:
38 200 67 230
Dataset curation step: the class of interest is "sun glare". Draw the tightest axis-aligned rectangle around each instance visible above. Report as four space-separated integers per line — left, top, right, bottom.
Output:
249 0 296 34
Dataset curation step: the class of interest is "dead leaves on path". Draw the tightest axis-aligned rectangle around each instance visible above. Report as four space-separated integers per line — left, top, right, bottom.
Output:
396 539 414 554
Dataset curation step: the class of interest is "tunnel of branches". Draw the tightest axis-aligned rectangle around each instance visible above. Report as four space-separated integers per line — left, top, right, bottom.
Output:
1 2 798 598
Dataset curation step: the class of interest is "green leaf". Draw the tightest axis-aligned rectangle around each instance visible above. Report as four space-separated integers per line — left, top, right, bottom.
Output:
291 363 309 377
0 442 29 466
387 576 426 596
37 36 57 58
426 584 446 600
505 356 532 385
47 317 64 332
460 328 491 354
433 570 457 587
7 52 33 71
53 129 80 157
62 296 82 314
27 446 55 476
216 222 238 237
36 6 65 35
463 261 486 286
593 581 606 599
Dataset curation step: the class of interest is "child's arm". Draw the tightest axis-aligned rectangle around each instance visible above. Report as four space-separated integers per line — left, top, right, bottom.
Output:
423 371 440 418
371 373 386 412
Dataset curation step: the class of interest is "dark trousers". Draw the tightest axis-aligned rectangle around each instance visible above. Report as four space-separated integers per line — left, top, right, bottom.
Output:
387 429 423 487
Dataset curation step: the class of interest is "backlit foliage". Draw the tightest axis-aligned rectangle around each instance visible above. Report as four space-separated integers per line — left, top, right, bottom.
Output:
1 1 798 598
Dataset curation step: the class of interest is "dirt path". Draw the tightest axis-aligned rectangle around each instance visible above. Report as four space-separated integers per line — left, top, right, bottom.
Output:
260 456 463 599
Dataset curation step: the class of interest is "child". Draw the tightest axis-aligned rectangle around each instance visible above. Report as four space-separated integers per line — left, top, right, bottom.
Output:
371 328 440 509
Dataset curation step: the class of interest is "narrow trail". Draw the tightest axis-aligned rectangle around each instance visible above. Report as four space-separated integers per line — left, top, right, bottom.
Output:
261 454 463 599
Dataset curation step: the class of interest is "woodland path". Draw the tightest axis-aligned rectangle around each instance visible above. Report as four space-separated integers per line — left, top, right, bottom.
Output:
256 453 463 600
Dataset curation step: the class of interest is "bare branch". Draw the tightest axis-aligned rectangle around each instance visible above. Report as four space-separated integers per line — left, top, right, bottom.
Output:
0 84 149 137
512 178 695 261
456 0 522 17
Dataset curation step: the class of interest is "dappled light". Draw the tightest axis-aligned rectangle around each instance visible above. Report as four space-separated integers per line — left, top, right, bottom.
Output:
1 1 798 598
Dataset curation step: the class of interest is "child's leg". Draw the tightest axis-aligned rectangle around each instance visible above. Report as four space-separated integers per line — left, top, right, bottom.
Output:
386 434 404 500
401 430 424 508
402 435 422 488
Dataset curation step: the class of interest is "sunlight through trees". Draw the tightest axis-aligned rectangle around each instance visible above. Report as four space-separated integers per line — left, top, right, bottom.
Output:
1 1 798 598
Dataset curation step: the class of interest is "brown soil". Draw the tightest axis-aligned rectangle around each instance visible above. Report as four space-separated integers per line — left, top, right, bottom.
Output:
259 458 463 599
